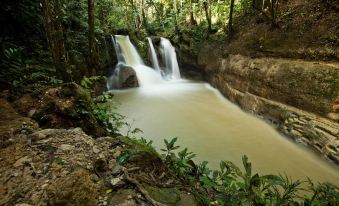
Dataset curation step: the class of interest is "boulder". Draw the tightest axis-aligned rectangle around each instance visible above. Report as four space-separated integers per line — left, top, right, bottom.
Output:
116 64 139 89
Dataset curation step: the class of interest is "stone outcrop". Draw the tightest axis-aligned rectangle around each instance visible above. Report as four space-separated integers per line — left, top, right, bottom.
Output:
118 65 139 88
108 63 139 89
215 55 339 119
181 43 339 165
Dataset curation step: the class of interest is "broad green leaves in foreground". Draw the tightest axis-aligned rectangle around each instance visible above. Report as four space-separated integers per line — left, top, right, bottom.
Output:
160 137 339 206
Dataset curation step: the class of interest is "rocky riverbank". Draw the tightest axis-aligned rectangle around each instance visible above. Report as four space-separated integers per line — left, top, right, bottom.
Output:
0 87 197 206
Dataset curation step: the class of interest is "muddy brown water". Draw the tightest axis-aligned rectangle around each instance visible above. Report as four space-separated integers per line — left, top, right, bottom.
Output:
113 80 339 185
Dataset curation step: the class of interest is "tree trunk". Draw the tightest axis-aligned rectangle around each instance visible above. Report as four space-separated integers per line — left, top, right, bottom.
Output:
189 0 196 25
270 0 279 27
172 0 180 36
42 0 70 81
42 0 57 64
54 0 69 78
141 0 147 28
228 0 235 39
88 0 98 76
203 1 211 32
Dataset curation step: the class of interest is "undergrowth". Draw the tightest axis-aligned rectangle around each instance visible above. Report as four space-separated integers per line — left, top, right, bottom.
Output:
158 137 338 206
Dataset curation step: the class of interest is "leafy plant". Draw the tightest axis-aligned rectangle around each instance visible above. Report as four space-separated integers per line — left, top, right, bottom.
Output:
161 137 180 161
92 92 126 133
304 179 339 206
80 76 104 89
158 137 339 206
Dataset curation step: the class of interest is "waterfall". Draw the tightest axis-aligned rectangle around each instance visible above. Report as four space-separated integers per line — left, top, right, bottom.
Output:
160 37 181 79
108 35 163 88
115 35 144 66
108 35 181 89
111 35 125 63
147 37 161 72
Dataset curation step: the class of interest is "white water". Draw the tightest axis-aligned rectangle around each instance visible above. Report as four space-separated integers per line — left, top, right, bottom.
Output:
160 37 181 79
115 35 144 66
111 35 124 63
147 37 161 72
108 35 163 88
108 35 182 88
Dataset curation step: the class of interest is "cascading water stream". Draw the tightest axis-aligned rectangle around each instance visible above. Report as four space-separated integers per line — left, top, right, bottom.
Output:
160 37 181 79
115 35 144 66
111 35 125 63
108 35 163 88
147 37 161 73
108 35 182 89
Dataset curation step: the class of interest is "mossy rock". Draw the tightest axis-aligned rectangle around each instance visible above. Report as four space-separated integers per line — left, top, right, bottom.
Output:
143 185 198 206
32 83 108 137
60 82 92 103
144 185 180 206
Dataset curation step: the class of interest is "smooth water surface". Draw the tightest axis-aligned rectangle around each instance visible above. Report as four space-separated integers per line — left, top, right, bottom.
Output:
113 80 339 185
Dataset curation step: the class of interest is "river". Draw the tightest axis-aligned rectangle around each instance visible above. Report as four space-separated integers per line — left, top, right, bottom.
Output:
113 80 339 185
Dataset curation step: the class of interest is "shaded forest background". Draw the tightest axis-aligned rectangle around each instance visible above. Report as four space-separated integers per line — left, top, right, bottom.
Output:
0 0 338 89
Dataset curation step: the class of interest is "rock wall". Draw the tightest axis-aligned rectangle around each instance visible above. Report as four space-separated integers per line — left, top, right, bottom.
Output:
181 44 339 165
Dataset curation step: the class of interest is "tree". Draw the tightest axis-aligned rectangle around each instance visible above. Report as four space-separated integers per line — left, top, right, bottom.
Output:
42 0 70 81
141 0 148 28
189 0 197 26
269 0 279 27
88 0 98 76
203 0 212 32
228 0 235 39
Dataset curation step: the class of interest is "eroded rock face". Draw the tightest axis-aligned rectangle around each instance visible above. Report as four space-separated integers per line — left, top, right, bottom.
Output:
217 55 339 119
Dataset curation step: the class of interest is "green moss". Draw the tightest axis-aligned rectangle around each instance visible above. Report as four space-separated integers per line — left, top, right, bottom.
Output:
144 185 180 206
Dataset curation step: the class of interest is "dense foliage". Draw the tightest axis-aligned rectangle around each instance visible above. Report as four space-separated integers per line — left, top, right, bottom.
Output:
1 0 336 87
160 137 339 206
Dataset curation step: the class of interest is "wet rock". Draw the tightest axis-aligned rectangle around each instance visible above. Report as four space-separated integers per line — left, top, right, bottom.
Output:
118 64 139 88
144 185 180 205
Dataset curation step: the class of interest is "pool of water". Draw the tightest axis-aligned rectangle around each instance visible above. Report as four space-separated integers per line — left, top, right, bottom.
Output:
112 80 339 185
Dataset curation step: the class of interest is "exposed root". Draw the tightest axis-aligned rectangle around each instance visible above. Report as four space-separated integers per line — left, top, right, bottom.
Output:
123 168 167 206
